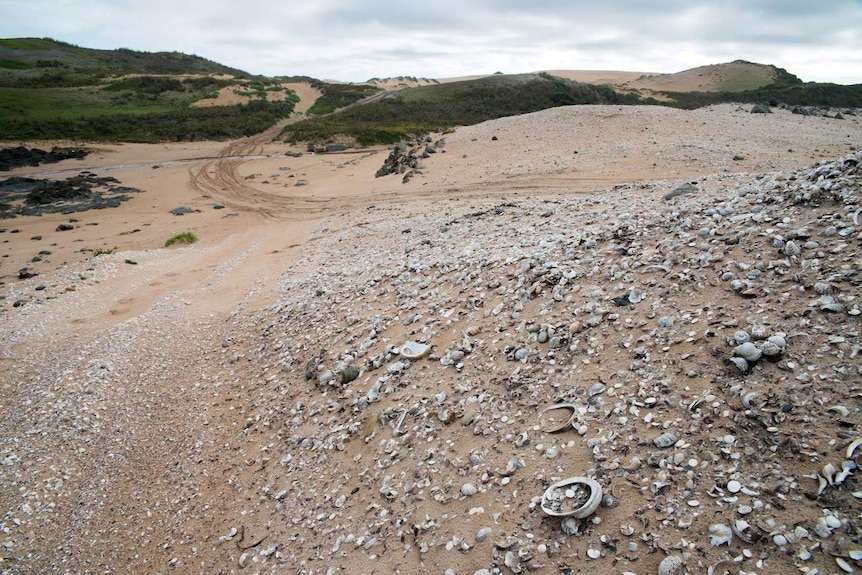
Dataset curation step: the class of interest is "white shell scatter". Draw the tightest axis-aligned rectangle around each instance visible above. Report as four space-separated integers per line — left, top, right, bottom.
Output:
727 480 742 493
398 341 430 360
540 476 602 519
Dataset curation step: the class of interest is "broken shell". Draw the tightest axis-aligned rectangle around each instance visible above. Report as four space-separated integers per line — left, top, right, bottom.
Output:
845 438 862 460
742 391 765 410
835 460 857 484
399 341 430 360
620 523 635 536
653 431 678 448
538 403 577 433
709 523 732 546
822 463 840 485
658 554 686 575
728 357 750 373
828 405 851 418
541 476 602 518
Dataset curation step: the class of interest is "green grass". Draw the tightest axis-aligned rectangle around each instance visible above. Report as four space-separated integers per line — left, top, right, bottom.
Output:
165 232 197 247
0 38 55 50
0 59 31 69
306 83 381 115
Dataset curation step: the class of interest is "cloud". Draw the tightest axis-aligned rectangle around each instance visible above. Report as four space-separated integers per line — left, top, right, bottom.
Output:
1 0 860 83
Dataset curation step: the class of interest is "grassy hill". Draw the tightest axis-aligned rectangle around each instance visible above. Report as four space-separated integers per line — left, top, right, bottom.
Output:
0 38 296 142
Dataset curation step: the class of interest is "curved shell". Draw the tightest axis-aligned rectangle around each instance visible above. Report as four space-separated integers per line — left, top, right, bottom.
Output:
538 403 577 433
846 437 862 460
399 341 430 360
540 476 602 518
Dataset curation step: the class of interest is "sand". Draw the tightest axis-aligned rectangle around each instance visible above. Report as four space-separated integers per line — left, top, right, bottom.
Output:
0 102 860 574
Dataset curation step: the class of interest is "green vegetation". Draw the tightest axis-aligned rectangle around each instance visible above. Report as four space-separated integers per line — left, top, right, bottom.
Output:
0 59 31 70
165 232 198 247
659 82 862 109
283 73 641 146
306 83 382 115
0 99 295 142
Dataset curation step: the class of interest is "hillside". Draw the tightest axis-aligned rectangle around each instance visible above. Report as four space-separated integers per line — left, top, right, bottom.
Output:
1 39 860 146
0 38 303 142
0 37 248 86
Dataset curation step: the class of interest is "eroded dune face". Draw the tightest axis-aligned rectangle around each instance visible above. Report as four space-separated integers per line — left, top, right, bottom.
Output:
0 103 860 575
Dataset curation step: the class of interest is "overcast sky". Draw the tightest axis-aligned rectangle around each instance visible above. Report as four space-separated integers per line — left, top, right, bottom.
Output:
2 0 861 84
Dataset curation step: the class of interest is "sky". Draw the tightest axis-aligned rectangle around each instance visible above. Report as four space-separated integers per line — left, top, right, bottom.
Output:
1 0 861 84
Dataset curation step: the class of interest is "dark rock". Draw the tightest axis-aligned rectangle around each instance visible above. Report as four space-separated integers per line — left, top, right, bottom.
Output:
31 235 41 240
0 146 88 172
0 174 140 219
324 144 348 153
34 285 45 291
18 268 36 279
56 223 74 231
12 300 25 308
170 206 195 216
340 365 360 384
284 151 303 157
124 259 137 265
31 256 41 262
750 103 772 114
213 204 225 210
612 295 631 306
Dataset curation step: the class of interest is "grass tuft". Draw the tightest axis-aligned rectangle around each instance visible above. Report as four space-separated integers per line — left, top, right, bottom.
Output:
164 232 197 247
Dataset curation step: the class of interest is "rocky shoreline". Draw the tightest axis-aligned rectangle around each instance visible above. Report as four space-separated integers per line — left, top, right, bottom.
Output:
0 173 141 219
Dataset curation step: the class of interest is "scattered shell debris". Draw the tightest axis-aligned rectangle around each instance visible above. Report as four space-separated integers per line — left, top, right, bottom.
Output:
3 138 861 574
197 149 861 574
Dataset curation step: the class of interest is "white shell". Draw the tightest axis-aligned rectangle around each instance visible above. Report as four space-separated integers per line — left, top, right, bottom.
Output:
399 341 430 359
658 554 686 575
734 342 762 362
653 432 678 448
846 438 862 460
836 557 854 573
541 476 602 518
461 483 478 496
